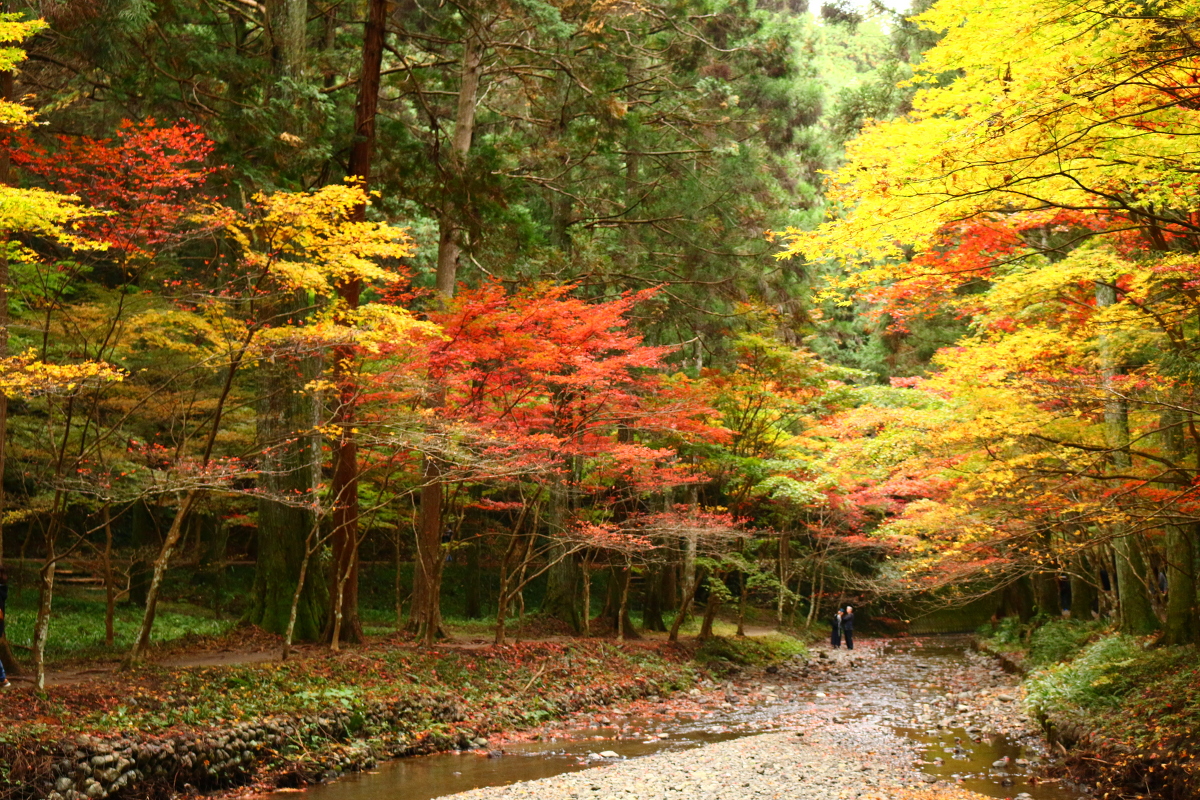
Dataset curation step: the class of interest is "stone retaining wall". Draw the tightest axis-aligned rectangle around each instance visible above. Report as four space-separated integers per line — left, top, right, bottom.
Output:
31 695 465 800
16 676 668 800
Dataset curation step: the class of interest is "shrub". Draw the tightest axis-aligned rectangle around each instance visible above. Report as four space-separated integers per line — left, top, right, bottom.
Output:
1026 618 1104 667
1024 633 1140 718
976 615 1023 648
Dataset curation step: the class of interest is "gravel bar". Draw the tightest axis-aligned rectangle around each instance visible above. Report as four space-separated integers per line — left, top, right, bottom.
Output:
444 720 989 800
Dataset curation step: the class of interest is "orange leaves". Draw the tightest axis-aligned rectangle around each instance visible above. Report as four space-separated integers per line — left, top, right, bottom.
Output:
426 281 720 462
8 119 216 257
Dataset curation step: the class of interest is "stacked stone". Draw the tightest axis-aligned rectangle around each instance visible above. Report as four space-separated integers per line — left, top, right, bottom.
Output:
33 695 467 800
27 672 667 799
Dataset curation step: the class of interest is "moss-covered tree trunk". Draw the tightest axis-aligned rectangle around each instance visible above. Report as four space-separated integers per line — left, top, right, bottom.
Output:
642 562 667 632
541 473 582 631
249 358 326 641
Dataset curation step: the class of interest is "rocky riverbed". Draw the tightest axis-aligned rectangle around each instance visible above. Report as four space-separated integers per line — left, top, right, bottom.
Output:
444 723 980 800
285 638 1083 800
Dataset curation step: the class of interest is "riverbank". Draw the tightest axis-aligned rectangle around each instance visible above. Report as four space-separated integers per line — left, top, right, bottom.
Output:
1 632 809 800
977 618 1200 800
1 638 699 800
271 636 1082 800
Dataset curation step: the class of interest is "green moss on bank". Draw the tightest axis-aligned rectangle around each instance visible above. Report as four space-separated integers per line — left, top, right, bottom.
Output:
979 617 1200 799
694 635 807 673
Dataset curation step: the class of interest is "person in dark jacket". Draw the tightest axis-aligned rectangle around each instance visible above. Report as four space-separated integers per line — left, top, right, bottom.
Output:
831 607 844 648
842 605 855 651
0 567 9 687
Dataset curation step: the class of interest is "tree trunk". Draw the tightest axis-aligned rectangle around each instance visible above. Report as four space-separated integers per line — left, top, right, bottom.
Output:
999 576 1034 622
677 529 698 626
464 535 481 619
413 461 446 645
394 528 406 626
103 505 115 646
283 517 321 659
1096 282 1159 635
325 0 389 649
128 492 197 663
736 569 748 636
435 33 483 295
616 564 639 640
1069 553 1098 621
581 551 594 635
642 562 667 632
1032 571 1060 618
668 564 701 642
776 532 790 625
698 588 720 641
250 360 326 641
1163 523 1197 645
663 560 678 610
1160 407 1197 644
32 537 55 691
127 500 156 608
266 0 308 78
541 473 582 631
0 33 19 678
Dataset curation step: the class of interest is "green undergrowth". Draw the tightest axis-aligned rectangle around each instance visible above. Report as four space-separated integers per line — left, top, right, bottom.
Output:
1026 635 1200 747
694 634 807 673
991 620 1200 799
976 616 1105 666
1026 618 1106 667
11 641 698 740
5 587 236 664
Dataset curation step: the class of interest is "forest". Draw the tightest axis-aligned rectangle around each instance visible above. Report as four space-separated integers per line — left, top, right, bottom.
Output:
0 1 1197 799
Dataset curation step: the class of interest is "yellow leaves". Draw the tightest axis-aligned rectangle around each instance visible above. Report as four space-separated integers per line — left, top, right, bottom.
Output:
781 0 1200 268
123 308 225 357
0 349 124 399
0 15 45 128
223 182 416 296
254 303 441 355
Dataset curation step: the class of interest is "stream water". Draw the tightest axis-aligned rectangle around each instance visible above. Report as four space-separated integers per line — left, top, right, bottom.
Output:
269 637 1088 800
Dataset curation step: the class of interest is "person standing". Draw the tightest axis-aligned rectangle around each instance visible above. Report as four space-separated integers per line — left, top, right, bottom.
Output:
830 607 844 649
0 567 9 687
842 605 855 651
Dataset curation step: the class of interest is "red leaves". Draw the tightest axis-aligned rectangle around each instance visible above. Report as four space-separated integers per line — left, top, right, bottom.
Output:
422 281 719 479
8 118 216 256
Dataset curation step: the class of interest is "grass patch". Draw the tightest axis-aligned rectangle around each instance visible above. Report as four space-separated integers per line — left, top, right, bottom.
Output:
694 634 806 673
5 586 236 665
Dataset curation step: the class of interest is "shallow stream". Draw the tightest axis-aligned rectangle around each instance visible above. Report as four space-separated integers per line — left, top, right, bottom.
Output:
270 637 1087 800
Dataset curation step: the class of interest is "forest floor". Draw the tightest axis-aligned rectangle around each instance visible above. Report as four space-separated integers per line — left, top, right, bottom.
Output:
8 614 784 688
